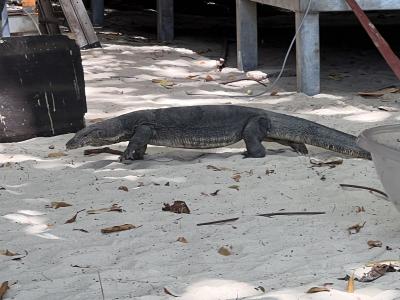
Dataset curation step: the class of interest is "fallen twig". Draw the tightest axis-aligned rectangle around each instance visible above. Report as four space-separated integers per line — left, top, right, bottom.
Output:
98 271 105 300
257 211 326 217
197 217 240 226
220 78 269 87
339 184 388 198
84 147 123 156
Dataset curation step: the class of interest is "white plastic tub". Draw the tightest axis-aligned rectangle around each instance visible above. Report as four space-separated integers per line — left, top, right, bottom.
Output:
357 125 400 211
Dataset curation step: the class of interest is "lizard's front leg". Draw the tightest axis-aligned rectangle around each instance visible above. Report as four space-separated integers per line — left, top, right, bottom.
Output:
120 125 154 162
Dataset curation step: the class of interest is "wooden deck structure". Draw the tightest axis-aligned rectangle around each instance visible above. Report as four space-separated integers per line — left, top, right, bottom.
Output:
237 0 400 95
86 0 400 95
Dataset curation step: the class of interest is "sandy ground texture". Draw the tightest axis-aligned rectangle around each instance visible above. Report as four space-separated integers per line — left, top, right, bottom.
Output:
1 33 400 300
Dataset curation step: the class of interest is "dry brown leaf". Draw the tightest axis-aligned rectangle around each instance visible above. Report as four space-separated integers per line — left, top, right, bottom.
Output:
358 87 399 97
367 240 383 249
47 151 67 158
163 287 179 297
270 91 278 96
205 75 214 82
65 213 78 224
347 274 355 293
347 221 366 234
118 186 128 192
87 204 123 214
0 250 18 256
162 201 190 214
65 209 85 224
378 106 399 112
355 206 365 213
0 162 12 168
101 224 138 234
151 78 175 89
228 185 240 191
206 165 231 171
255 286 266 293
218 245 232 256
310 157 343 167
46 201 72 209
306 287 330 293
73 228 89 233
265 169 275 175
210 189 220 196
232 174 241 182
328 73 344 81
0 281 9 299
177 237 188 243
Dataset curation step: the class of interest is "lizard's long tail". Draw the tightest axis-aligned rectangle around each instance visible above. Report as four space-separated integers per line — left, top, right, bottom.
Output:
266 112 371 159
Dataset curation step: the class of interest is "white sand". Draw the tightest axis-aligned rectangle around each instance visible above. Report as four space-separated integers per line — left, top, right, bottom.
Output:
1 37 400 300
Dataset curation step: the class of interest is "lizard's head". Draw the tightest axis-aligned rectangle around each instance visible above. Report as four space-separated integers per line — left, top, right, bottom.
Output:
66 122 125 150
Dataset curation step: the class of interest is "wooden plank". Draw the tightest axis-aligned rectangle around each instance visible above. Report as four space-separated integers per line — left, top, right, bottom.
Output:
236 0 258 71
295 11 320 95
250 0 298 11
157 0 174 42
303 0 400 12
252 0 400 12
22 0 36 7
37 0 61 35
59 0 100 49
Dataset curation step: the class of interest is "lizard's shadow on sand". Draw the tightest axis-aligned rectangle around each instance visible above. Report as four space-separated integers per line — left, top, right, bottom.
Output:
76 147 297 170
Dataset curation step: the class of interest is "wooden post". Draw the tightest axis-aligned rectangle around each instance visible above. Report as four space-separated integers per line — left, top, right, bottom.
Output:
37 0 61 35
59 0 101 49
236 0 258 71
91 0 104 27
157 0 174 42
295 11 320 96
1 0 10 37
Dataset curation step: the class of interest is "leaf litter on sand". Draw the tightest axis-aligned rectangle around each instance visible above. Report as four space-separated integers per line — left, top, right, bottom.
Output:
347 221 366 234
177 237 188 243
218 245 233 256
46 201 72 209
0 281 9 299
306 287 330 293
87 204 123 214
162 201 190 214
65 209 85 224
101 224 141 234
151 78 175 89
367 240 383 249
0 250 18 256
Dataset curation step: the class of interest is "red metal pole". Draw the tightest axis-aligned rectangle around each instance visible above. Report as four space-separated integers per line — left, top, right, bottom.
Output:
345 0 400 80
